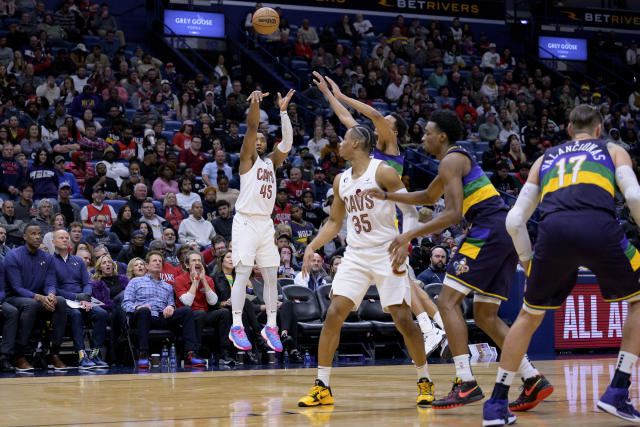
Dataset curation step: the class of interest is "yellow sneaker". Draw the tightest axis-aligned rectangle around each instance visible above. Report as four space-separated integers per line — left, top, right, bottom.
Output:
298 379 334 407
417 378 436 405
299 406 335 425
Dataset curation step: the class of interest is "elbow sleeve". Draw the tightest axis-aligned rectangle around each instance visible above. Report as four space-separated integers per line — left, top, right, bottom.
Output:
505 183 539 261
277 111 293 153
394 189 419 233
616 165 640 224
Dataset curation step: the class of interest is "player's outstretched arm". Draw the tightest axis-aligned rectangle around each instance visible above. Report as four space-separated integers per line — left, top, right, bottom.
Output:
325 76 396 152
362 176 444 206
239 90 269 174
312 71 358 129
388 154 466 257
271 88 296 168
301 174 346 277
505 157 542 272
611 143 640 226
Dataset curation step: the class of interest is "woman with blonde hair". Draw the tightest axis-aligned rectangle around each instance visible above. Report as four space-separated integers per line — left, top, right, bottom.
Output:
126 257 147 279
507 134 527 170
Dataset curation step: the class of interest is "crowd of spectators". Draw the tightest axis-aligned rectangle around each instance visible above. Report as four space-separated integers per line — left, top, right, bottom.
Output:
0 0 639 371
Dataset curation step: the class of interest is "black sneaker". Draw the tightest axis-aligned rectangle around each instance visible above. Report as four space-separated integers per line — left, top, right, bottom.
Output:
432 378 485 409
509 375 554 412
0 356 14 372
217 351 235 366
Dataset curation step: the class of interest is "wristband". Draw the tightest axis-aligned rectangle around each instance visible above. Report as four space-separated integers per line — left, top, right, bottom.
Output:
193 276 199 281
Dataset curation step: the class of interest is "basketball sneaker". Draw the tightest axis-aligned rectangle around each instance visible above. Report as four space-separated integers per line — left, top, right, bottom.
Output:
432 378 484 409
439 338 452 360
424 328 445 358
298 379 334 407
185 351 206 368
597 386 640 422
417 377 436 405
78 350 95 370
482 398 517 426
229 326 252 351
88 348 109 369
261 326 283 352
509 374 554 411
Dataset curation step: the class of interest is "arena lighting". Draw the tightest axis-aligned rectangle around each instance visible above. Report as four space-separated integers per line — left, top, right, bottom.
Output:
520 19 529 24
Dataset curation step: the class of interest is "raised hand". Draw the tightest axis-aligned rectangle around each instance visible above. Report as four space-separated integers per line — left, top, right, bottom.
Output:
248 90 270 104
301 246 316 278
324 76 343 98
388 233 411 270
312 71 330 93
277 88 296 111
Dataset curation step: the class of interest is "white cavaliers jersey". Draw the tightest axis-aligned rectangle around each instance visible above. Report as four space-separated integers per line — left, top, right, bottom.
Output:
235 156 276 216
339 158 398 249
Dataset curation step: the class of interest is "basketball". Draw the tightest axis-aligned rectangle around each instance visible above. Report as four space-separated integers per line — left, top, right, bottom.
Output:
252 7 279 35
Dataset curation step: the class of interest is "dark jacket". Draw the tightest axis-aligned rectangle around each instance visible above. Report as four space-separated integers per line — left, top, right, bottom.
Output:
91 274 129 310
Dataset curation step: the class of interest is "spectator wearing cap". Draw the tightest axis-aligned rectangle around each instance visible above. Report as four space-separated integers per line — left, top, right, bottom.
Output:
80 186 117 229
273 187 292 226
51 181 81 225
36 75 60 105
83 160 118 201
191 90 219 120
99 146 129 187
117 229 148 264
85 213 123 257
172 120 195 151
52 155 82 197
480 42 500 70
575 84 591 106
70 84 100 117
212 200 232 242
202 150 232 188
28 148 58 200
178 201 215 248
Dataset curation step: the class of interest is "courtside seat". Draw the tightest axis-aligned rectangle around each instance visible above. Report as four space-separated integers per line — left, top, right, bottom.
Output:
278 278 294 288
358 285 397 335
281 285 323 339
316 284 373 335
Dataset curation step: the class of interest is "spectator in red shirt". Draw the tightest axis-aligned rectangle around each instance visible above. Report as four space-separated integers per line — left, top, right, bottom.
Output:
178 136 207 176
171 120 195 151
455 95 478 123
284 167 311 203
273 187 291 225
66 151 95 191
202 235 228 267
294 34 314 60
174 250 234 364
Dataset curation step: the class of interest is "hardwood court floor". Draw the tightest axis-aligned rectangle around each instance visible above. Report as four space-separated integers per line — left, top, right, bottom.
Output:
0 356 635 426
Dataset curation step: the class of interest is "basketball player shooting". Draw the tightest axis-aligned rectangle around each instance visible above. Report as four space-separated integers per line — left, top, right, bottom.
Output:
296 124 435 407
228 88 295 354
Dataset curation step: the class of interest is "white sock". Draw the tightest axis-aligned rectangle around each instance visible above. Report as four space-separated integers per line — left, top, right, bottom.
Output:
317 365 331 386
417 312 434 334
261 266 279 328
416 363 430 381
496 367 516 386
616 351 638 374
518 354 540 380
433 311 444 329
231 264 252 327
453 354 474 382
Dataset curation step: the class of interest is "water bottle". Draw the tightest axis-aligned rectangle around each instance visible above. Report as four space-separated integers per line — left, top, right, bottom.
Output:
282 350 289 366
160 346 169 371
169 344 177 371
303 349 311 367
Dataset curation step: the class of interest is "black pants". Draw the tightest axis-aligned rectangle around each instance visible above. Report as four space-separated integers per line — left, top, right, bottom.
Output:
1 302 18 356
108 293 126 362
193 309 232 356
6 296 67 354
131 307 199 353
256 299 298 350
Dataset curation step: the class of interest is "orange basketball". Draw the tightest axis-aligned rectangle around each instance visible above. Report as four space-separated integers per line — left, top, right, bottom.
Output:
252 7 279 35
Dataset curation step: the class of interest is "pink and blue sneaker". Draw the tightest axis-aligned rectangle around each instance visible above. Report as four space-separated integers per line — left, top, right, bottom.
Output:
229 326 252 351
482 398 516 426
261 326 283 352
597 386 640 422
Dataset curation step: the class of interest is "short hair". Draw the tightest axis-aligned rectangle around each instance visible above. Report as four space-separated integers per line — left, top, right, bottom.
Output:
569 104 602 134
389 112 408 140
429 109 462 144
216 200 229 209
24 223 41 235
94 214 108 222
185 250 204 266
347 125 374 153
146 250 165 263
69 221 82 231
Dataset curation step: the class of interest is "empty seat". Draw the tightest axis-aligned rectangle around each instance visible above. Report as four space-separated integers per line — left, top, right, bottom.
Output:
278 278 294 288
124 109 136 121
165 120 182 131
358 285 397 338
281 285 324 338
71 198 89 208
104 199 126 212
316 284 372 334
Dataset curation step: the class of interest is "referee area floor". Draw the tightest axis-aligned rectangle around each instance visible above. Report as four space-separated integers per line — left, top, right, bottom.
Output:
0 356 633 426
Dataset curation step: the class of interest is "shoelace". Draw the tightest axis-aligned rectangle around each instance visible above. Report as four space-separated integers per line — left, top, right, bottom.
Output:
233 327 248 339
418 381 432 393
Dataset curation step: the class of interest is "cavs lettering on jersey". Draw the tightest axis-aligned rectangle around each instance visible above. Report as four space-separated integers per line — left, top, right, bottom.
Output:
372 147 404 177
339 158 399 249
539 139 616 219
444 145 507 222
235 156 277 216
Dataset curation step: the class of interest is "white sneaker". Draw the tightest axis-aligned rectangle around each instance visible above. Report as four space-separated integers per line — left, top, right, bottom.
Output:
423 328 445 358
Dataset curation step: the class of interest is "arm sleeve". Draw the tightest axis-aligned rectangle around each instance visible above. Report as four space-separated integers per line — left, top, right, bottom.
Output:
505 182 539 261
179 292 195 306
277 110 293 153
205 289 218 306
615 165 640 225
